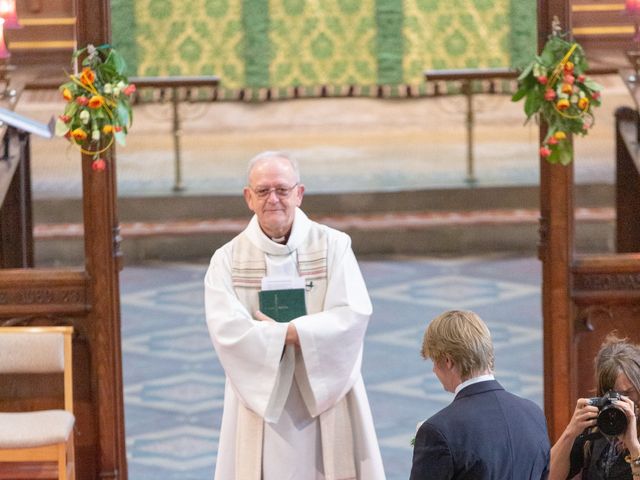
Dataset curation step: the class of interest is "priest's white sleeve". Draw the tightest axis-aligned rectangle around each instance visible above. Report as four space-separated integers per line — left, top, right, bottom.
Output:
292 230 372 416
204 245 290 421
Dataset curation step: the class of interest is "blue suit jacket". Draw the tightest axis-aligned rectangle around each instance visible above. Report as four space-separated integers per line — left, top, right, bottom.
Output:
410 380 550 480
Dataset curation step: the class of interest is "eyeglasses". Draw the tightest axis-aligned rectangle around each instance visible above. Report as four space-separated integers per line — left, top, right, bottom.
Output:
250 183 299 199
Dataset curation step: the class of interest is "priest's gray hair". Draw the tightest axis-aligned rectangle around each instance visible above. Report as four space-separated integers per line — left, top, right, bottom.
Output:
247 151 300 183
421 310 495 381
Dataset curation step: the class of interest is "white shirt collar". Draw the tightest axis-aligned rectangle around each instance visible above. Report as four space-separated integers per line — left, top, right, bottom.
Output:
454 373 495 395
245 208 311 256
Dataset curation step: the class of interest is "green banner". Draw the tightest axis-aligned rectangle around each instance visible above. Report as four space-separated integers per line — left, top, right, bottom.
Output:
112 0 534 99
376 0 404 86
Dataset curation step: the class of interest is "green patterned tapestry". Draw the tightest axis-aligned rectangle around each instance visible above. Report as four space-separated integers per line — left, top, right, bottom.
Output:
112 0 535 100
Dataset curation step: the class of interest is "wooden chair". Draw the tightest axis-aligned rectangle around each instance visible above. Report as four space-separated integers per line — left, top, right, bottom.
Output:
0 326 75 480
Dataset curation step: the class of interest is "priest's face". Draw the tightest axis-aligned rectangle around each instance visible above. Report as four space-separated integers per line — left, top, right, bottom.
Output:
243 156 305 239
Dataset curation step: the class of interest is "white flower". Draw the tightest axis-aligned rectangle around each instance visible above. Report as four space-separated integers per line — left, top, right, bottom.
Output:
103 83 113 94
79 110 90 124
91 130 100 141
86 44 98 62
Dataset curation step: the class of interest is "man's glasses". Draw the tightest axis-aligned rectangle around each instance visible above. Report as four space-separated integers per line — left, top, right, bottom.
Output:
250 183 299 199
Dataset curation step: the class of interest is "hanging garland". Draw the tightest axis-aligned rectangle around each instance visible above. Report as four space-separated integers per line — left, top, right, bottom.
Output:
55 44 136 171
512 19 602 165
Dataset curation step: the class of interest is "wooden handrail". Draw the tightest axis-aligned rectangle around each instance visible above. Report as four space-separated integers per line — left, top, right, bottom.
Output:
424 67 518 81
424 66 617 82
24 75 221 192
24 75 220 91
422 67 618 184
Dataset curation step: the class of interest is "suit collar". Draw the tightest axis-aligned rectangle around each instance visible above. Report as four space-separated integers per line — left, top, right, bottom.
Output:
454 379 504 401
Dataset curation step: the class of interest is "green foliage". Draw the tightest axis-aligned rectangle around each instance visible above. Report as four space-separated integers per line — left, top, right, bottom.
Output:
511 32 602 165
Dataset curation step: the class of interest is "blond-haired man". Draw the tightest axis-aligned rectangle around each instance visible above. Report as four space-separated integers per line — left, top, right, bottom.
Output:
410 310 550 479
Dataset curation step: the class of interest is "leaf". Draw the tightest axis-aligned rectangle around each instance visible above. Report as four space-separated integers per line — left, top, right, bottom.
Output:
558 148 573 165
511 88 527 102
524 93 541 118
65 102 79 117
116 102 130 127
54 118 70 137
114 130 126 146
517 62 534 81
540 47 555 65
583 79 602 91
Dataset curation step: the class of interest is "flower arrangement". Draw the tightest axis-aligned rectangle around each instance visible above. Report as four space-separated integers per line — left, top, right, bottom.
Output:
512 24 602 165
55 44 135 171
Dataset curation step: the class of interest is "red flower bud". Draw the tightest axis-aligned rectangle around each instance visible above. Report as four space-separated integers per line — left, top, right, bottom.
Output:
564 74 575 85
544 89 556 101
76 96 89 106
59 115 71 123
537 75 548 85
92 158 106 171
122 84 137 96
540 146 552 158
577 74 586 83
548 136 558 145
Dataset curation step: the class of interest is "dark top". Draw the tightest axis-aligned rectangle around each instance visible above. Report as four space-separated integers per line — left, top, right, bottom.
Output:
568 431 632 480
410 380 550 479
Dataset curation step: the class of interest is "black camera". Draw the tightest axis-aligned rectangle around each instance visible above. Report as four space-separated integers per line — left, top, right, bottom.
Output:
588 391 628 436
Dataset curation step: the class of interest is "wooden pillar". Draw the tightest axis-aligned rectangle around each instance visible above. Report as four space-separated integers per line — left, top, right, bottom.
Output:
538 0 575 441
75 1 128 478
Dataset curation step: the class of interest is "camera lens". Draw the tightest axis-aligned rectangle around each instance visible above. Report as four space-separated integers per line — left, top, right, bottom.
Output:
597 405 628 436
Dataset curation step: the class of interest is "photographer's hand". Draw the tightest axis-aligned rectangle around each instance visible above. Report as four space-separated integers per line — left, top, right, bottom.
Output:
549 399 598 480
566 398 599 437
615 396 640 459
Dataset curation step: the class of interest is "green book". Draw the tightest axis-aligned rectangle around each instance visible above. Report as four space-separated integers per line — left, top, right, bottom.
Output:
258 288 307 323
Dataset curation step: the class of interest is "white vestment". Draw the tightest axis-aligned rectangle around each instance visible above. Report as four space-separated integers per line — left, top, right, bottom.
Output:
204 208 385 480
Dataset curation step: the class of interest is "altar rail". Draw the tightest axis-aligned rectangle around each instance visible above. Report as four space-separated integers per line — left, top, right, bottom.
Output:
424 67 617 184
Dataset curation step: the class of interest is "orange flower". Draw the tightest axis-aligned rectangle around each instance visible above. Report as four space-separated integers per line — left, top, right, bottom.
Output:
561 83 573 94
80 67 95 85
71 128 87 141
554 131 567 140
578 97 590 110
556 98 570 110
102 125 114 134
564 61 574 73
88 95 104 109
62 88 73 101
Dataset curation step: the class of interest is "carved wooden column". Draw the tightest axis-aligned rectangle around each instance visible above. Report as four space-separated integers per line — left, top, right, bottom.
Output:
538 0 575 441
75 1 128 478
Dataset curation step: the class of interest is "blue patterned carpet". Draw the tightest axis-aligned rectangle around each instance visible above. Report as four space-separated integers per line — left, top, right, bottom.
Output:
120 254 543 480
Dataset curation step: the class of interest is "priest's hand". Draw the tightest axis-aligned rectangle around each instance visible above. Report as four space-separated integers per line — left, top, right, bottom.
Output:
254 310 300 347
254 310 276 324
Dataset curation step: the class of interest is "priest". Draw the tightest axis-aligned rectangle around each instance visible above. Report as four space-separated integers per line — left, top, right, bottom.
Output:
204 151 386 480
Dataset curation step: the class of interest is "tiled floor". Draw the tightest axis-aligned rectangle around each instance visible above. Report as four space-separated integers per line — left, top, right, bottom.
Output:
120 254 542 480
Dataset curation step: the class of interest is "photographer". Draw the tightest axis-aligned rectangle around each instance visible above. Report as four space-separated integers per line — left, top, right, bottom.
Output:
550 335 640 480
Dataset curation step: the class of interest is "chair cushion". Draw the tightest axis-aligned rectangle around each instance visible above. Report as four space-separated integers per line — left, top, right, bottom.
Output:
0 410 75 448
